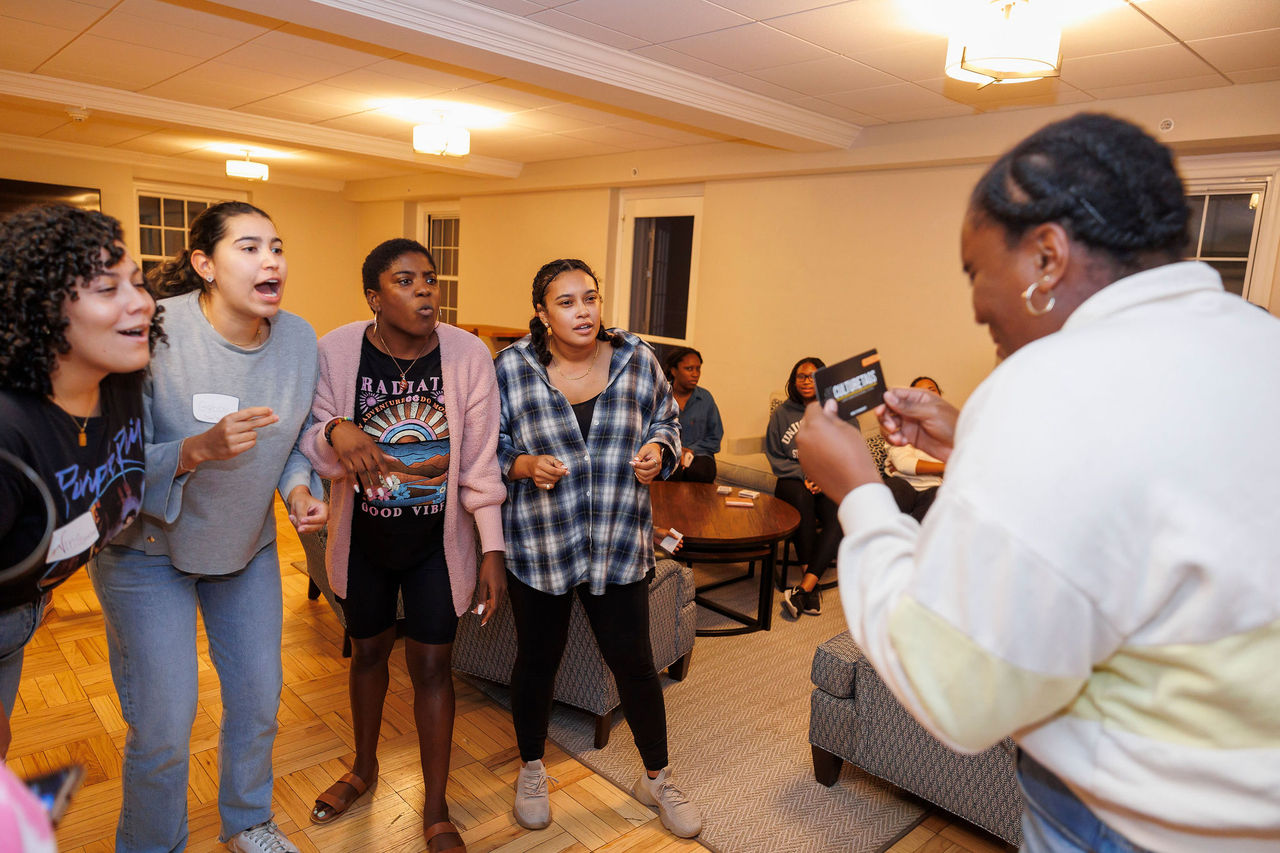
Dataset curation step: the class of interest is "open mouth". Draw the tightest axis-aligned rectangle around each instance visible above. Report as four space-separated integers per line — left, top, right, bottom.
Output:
572 322 593 333
254 279 282 298
118 325 148 339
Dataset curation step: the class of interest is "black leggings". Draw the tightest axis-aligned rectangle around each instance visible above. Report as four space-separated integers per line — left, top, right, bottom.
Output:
775 477 840 582
506 570 668 771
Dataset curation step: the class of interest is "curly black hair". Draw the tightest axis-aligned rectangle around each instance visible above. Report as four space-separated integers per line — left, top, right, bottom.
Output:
528 258 623 366
362 238 435 294
0 204 164 396
150 200 272 297
970 113 1190 274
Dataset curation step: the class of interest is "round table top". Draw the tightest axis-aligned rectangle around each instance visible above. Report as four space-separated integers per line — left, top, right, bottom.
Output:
650 481 800 548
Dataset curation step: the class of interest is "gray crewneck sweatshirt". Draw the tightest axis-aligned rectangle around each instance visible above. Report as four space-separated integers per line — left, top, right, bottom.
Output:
114 290 320 574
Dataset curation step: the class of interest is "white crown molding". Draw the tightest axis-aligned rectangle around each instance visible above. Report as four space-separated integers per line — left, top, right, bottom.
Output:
0 131 346 192
0 71 523 179
214 0 861 151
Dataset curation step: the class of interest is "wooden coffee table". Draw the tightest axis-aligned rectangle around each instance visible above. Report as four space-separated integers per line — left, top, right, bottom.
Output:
650 481 800 636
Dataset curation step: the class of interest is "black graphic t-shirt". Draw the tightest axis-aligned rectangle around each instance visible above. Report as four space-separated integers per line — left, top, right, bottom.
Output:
0 378 146 610
350 335 449 570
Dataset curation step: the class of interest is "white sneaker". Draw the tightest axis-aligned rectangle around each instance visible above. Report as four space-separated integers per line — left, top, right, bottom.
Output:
227 820 299 853
633 767 702 838
514 759 552 829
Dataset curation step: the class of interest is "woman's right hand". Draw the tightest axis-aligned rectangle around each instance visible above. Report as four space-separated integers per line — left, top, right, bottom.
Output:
181 407 278 473
875 387 960 462
518 454 569 491
328 420 396 498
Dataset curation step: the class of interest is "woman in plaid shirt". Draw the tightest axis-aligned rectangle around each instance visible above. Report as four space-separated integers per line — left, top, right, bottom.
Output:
495 258 701 839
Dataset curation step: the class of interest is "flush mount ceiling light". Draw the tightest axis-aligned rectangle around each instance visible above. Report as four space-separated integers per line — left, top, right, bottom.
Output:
412 116 471 157
945 0 1062 87
225 150 269 181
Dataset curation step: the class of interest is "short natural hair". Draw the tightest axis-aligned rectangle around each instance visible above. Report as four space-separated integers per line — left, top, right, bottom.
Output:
362 238 435 294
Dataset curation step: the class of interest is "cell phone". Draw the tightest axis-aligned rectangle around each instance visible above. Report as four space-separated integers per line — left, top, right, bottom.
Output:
25 763 85 826
815 349 887 422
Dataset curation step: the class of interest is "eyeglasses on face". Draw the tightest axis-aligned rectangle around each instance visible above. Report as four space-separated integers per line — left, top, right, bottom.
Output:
795 372 818 382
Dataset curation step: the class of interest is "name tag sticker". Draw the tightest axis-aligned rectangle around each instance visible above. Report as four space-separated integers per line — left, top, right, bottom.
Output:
192 393 239 424
46 511 98 563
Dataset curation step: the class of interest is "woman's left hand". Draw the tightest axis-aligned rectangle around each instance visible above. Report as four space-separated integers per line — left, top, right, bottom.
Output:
804 478 821 495
286 486 328 534
630 442 664 484
473 551 506 627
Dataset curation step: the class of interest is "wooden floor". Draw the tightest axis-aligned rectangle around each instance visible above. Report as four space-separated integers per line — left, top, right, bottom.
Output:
9 502 1007 853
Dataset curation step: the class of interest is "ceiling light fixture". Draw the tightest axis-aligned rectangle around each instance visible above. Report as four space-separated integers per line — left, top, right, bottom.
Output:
413 116 471 157
225 150 269 181
945 0 1062 87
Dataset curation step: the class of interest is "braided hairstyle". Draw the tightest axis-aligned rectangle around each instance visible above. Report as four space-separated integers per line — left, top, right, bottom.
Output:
528 258 623 366
971 113 1189 273
0 204 164 396
149 201 272 297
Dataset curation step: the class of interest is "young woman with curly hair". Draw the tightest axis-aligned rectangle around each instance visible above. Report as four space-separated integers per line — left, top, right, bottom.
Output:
90 201 326 853
0 204 158 755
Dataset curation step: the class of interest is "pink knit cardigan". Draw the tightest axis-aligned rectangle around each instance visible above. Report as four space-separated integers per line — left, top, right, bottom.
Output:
301 321 506 615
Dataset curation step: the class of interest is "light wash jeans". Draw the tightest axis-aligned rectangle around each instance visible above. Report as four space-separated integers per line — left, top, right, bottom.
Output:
0 593 47 714
1017 749 1154 853
90 543 284 852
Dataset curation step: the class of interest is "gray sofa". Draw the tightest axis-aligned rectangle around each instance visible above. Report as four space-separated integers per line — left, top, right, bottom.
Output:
809 631 1022 847
302 520 696 750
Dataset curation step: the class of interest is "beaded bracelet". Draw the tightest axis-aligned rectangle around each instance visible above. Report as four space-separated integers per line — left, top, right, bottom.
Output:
324 416 352 446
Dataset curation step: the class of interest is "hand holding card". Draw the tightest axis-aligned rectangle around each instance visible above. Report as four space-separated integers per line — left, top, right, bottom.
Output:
815 349 887 422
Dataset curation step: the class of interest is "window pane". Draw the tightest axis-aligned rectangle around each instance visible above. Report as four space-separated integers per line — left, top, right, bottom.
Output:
629 216 692 339
163 229 185 257
139 196 161 226
163 198 184 228
187 200 207 219
1201 194 1255 258
1184 194 1205 256
1207 260 1247 296
139 227 162 257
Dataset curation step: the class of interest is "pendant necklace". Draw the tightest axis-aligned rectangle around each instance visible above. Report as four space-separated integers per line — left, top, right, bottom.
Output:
50 398 92 447
375 324 432 385
553 341 600 381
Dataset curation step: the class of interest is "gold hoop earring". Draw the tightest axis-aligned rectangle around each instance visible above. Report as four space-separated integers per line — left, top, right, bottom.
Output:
1023 278 1056 316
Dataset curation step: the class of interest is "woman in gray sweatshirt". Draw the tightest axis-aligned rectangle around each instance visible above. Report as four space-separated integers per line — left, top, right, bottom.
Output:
92 202 326 853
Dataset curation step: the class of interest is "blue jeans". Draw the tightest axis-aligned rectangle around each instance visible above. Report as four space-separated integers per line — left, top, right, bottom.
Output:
1017 749 1154 853
0 593 47 714
90 544 284 852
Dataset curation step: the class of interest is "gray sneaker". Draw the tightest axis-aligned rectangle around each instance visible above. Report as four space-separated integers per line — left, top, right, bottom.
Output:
633 767 701 838
514 759 552 829
227 820 299 853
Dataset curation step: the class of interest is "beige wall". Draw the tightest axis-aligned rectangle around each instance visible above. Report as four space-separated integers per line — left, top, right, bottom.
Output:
0 150 363 337
458 188 613 330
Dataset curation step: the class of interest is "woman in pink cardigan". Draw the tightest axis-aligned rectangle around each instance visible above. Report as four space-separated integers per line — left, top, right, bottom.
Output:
301 238 505 853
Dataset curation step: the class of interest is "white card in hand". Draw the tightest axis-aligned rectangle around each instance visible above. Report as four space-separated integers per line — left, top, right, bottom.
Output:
46 511 99 563
659 528 683 552
192 393 239 424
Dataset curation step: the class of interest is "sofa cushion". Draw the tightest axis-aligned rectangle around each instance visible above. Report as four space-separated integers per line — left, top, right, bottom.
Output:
811 631 862 699
715 452 777 494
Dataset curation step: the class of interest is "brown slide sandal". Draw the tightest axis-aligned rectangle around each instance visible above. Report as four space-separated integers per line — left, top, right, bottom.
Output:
310 770 375 824
424 820 466 853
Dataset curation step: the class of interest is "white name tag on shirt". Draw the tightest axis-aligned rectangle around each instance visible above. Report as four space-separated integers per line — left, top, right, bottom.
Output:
192 393 239 424
46 511 98 564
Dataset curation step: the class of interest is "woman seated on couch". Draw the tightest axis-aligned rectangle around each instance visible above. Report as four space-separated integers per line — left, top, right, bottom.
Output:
882 376 946 521
664 346 722 483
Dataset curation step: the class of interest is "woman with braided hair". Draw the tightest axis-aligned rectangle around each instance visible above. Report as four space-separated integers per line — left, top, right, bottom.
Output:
495 259 700 839
796 113 1280 851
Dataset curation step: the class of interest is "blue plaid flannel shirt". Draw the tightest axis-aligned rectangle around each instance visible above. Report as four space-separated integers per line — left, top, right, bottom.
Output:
496 331 681 595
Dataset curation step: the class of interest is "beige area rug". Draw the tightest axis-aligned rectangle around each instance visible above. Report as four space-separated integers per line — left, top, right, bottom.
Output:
471 562 927 853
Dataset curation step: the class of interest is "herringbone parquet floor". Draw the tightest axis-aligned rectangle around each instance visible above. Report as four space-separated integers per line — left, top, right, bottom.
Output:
8 502 1006 853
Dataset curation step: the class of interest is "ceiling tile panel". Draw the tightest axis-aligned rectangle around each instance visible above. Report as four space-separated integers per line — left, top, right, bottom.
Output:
628 44 731 77
142 62 314 105
560 125 673 148
854 37 948 82
1060 43 1219 91
662 23 829 72
316 111 412 137
791 96 885 125
42 116 155 146
527 9 649 49
87 11 243 59
713 0 849 18
1188 28 1280 73
507 108 596 132
552 0 749 44
768 0 928 58
367 58 496 89
113 0 270 41
713 72 803 100
239 84 376 123
454 81 568 109
821 82 966 117
1227 65 1280 84
2 0 108 32
1080 73 1231 101
1139 0 1280 41
0 103 71 137
0 17 76 72
139 78 265 109
38 35 200 90
464 0 553 15
319 68 450 101
749 55 898 95
115 130 226 157
261 27 394 65
874 102 976 123
1059 3 1172 58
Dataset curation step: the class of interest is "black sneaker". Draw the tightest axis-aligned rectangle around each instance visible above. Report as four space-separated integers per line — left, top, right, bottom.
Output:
801 587 821 616
781 585 804 619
